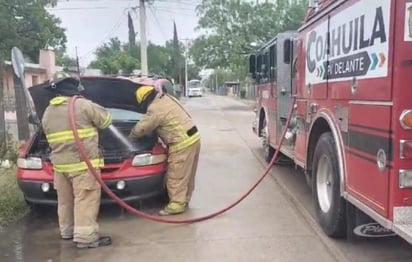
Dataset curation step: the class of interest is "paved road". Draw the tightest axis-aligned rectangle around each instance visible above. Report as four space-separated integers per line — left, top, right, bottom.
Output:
0 94 410 261
224 95 412 262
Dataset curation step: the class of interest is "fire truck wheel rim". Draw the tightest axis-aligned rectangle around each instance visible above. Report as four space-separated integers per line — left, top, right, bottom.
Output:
316 155 333 213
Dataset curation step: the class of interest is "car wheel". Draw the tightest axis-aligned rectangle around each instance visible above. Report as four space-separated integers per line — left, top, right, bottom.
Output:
312 132 346 238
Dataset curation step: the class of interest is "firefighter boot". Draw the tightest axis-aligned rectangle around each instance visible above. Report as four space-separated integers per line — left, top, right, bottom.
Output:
61 235 73 240
158 202 187 216
76 236 112 249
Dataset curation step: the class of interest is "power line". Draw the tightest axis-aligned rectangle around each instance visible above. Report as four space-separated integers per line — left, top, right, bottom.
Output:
53 0 134 2
153 8 198 17
48 6 130 11
148 5 169 42
77 5 135 60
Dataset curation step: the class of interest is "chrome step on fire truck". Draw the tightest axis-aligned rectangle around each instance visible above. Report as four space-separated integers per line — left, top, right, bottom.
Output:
249 0 412 243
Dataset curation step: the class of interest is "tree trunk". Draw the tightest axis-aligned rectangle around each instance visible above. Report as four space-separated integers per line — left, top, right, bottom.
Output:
0 65 7 157
13 73 30 141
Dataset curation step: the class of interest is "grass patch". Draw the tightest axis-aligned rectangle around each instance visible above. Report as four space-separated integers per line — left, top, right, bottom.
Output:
0 167 28 225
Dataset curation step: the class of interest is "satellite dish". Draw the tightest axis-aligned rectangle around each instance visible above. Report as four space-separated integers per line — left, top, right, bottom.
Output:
10 47 40 126
11 47 25 79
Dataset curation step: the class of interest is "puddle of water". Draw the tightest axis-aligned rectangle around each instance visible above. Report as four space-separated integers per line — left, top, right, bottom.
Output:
0 209 64 262
0 203 159 261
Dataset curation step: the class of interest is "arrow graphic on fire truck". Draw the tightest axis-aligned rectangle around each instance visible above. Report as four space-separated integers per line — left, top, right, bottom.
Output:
369 53 386 71
379 53 386 67
370 53 378 70
316 65 325 78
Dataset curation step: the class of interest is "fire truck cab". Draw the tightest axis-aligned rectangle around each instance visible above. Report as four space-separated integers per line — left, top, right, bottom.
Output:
249 0 412 244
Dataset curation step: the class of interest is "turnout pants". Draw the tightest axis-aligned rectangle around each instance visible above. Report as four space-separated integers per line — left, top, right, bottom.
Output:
54 170 101 243
167 140 201 204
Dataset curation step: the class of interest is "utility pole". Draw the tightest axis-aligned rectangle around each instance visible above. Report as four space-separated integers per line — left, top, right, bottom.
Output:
185 48 188 96
139 0 148 76
182 38 189 96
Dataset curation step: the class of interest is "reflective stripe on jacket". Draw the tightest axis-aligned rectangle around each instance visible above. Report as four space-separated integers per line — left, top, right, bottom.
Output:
42 96 112 173
53 158 104 173
46 127 97 144
129 93 200 153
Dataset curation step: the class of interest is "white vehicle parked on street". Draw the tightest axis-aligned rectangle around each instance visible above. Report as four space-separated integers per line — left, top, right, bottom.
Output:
187 79 202 97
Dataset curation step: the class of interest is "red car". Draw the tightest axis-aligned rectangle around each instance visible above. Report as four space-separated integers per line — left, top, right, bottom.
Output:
16 76 168 206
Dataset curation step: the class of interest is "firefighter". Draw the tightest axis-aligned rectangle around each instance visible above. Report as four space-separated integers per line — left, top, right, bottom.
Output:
129 85 201 216
42 72 112 249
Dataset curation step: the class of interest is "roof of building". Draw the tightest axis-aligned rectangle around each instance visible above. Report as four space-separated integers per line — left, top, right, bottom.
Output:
4 61 46 71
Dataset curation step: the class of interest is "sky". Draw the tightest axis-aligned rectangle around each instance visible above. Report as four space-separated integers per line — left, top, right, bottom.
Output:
47 0 202 67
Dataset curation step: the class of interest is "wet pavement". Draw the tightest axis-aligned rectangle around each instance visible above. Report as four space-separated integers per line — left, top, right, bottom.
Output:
1 94 410 261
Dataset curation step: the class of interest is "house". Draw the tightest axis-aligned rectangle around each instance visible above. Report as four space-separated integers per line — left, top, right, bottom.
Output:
2 49 59 141
1 48 103 141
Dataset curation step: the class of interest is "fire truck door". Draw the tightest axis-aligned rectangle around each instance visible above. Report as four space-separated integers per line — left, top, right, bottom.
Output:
332 0 392 217
276 36 295 143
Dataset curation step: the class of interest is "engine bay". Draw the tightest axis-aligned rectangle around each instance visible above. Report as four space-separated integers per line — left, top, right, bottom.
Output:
27 121 157 163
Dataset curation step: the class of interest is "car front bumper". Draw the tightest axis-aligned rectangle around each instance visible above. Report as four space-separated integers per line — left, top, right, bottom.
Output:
18 173 165 206
188 91 202 97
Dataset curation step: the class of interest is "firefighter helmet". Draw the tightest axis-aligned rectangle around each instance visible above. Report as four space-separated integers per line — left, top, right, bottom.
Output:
49 71 84 95
136 85 155 103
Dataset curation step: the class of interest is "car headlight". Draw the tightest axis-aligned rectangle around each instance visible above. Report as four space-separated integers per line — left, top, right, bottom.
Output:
17 157 42 170
132 153 167 166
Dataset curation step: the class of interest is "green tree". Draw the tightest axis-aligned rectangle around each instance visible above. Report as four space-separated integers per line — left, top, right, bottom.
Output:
190 0 308 76
128 12 137 48
89 38 140 75
0 0 66 62
0 0 67 143
171 21 183 83
88 37 197 80
57 54 78 69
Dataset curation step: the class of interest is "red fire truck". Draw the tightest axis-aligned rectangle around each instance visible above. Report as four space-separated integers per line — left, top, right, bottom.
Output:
249 0 412 243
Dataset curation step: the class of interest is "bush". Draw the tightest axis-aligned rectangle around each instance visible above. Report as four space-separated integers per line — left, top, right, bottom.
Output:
0 132 19 164
0 168 27 225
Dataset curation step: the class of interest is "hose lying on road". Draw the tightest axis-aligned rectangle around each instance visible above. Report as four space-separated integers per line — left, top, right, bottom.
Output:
68 95 296 224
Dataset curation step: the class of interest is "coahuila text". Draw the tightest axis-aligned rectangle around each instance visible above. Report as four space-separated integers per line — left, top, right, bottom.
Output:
307 6 387 74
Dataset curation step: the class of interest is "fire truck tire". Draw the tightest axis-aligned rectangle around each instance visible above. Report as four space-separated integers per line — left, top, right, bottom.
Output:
264 144 275 163
312 132 347 238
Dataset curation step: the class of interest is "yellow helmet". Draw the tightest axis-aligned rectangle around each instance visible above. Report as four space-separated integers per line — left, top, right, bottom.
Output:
135 85 155 103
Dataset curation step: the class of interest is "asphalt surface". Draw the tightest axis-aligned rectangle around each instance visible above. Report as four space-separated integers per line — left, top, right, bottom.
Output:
0 94 411 262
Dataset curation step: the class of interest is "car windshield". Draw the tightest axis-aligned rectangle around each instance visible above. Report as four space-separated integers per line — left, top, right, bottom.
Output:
107 108 143 121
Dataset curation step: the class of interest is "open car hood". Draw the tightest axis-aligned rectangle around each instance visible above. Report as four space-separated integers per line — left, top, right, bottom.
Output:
29 76 146 119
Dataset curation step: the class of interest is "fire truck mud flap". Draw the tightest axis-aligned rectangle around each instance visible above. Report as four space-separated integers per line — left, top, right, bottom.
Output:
312 132 347 238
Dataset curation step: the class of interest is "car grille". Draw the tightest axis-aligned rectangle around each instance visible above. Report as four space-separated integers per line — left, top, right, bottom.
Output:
102 149 132 164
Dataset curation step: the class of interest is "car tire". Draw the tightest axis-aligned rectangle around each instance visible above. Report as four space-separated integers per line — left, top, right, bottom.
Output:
312 132 346 238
